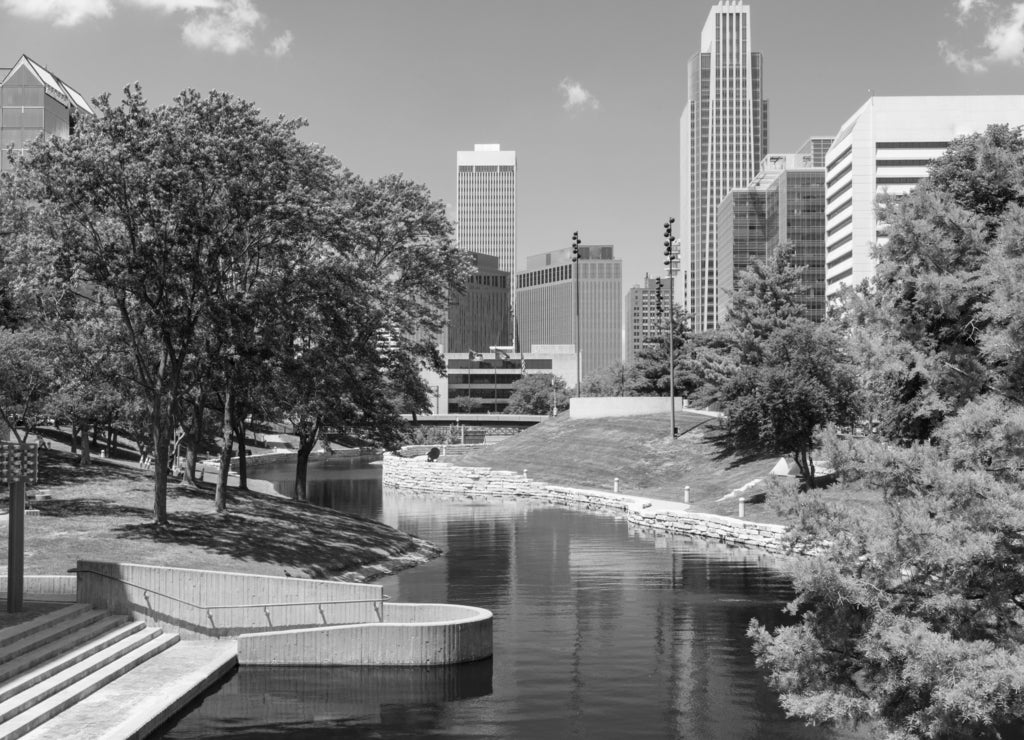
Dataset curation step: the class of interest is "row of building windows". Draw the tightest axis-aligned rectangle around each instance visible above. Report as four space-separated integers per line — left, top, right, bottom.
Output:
876 159 933 167
876 141 948 149
826 163 852 189
827 197 852 222
826 232 853 252
827 250 852 270
826 215 852 237
827 180 853 205
827 267 854 285
876 177 922 185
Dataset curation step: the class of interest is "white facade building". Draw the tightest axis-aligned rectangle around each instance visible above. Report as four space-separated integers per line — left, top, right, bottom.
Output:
824 95 1024 300
680 1 768 332
456 144 517 278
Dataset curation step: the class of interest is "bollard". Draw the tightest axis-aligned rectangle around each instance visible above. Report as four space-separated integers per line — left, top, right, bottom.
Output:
738 497 745 518
523 469 528 478
684 486 690 504
614 477 619 493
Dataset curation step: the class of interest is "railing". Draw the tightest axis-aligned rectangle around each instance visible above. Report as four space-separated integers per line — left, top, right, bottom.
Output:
69 566 391 626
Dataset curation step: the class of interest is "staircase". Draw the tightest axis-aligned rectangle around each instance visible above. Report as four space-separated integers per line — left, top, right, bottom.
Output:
0 603 179 739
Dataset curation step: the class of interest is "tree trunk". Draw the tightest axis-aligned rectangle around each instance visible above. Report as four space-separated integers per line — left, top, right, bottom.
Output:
293 418 320 503
215 388 234 513
151 410 170 525
235 418 248 492
91 425 100 447
70 423 78 454
181 398 204 489
793 449 816 489
79 422 92 466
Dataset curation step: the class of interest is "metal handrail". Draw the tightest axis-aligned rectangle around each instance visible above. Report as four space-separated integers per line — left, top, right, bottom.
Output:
69 567 390 624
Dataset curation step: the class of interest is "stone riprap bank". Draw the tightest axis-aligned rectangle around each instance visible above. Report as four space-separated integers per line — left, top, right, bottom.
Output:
383 454 797 554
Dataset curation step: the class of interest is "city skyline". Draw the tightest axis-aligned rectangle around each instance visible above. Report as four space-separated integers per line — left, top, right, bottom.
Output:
2 0 1024 294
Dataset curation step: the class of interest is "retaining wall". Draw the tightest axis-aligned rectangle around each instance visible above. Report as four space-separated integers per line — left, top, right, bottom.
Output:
237 602 493 666
0 575 76 602
75 561 385 639
397 444 491 459
383 454 797 554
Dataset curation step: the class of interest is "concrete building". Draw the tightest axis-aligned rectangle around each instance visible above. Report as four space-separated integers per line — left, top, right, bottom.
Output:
625 274 674 364
824 95 1024 300
423 345 577 415
516 246 622 383
680 1 768 332
1 54 92 173
444 252 510 353
717 142 830 324
456 144 517 278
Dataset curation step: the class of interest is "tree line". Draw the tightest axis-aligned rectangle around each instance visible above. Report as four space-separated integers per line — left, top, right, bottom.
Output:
0 86 472 523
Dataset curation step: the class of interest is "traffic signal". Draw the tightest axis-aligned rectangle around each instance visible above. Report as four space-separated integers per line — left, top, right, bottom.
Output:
655 277 663 315
571 231 581 262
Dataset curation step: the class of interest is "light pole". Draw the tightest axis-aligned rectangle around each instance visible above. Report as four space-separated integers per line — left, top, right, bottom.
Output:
663 219 680 438
571 231 582 396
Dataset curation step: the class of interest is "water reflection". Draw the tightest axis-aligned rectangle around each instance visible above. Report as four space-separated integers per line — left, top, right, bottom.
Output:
250 457 384 517
160 464 869 739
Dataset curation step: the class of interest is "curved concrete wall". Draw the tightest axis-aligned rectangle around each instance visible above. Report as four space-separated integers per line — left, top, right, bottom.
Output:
75 561 385 639
237 602 493 666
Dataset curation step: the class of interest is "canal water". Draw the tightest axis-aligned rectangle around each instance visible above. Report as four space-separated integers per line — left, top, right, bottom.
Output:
157 460 867 739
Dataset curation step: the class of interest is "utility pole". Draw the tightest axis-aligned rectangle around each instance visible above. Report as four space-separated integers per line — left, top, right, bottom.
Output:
571 231 582 396
663 219 680 438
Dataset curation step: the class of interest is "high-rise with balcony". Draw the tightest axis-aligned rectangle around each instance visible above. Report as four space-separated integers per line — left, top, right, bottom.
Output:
456 144 517 278
681 1 768 332
1 54 92 173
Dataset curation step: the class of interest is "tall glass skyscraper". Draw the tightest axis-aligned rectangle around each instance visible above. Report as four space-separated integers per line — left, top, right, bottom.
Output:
681 1 768 332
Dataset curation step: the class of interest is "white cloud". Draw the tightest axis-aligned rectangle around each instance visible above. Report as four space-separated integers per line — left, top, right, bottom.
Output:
2 0 278 55
1 0 112 26
944 0 1024 71
265 29 292 58
559 77 600 112
181 0 262 54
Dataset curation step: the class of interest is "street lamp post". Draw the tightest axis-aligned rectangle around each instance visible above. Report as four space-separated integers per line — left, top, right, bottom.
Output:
663 219 680 438
571 231 582 396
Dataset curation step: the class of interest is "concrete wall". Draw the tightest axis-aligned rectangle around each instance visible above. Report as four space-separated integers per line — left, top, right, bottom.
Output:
383 455 801 554
237 602 493 666
75 561 385 639
570 397 711 419
0 574 76 602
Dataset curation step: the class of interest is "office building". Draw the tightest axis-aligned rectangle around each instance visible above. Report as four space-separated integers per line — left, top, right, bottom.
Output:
824 95 1024 300
681 1 768 332
516 245 622 382
423 346 577 414
717 142 830 324
1 54 92 173
625 274 674 364
456 144 517 278
444 252 510 353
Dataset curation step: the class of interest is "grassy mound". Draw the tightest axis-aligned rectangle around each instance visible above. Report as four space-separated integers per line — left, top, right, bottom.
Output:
453 411 784 521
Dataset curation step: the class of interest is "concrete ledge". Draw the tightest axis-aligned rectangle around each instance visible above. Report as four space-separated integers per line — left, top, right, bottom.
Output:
0 575 77 603
237 602 493 666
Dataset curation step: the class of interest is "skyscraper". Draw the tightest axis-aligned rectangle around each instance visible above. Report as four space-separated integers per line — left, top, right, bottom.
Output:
824 95 1024 301
625 274 673 364
456 144 517 277
681 1 768 332
516 245 622 382
717 143 830 324
1 54 93 173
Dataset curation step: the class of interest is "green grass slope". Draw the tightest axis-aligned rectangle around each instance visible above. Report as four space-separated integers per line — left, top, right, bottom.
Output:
454 411 782 520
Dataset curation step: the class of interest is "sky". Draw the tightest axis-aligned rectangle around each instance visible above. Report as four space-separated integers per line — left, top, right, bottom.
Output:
2 0 1024 291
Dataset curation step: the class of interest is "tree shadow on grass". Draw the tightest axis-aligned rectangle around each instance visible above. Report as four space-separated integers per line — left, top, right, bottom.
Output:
113 492 420 577
35 498 152 519
37 449 146 487
701 425 774 469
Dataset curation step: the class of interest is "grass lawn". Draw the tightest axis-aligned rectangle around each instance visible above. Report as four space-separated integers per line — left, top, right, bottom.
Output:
451 411 868 525
1 449 439 584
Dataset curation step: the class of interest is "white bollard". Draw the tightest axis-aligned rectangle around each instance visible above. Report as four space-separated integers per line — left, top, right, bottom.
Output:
614 477 619 493
684 486 690 504
738 497 745 518
523 469 528 478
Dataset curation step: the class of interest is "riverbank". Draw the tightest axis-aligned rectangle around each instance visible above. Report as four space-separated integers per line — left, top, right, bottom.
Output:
0 449 440 605
383 454 803 554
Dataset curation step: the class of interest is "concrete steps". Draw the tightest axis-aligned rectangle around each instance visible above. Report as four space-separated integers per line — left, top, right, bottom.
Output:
0 604 180 739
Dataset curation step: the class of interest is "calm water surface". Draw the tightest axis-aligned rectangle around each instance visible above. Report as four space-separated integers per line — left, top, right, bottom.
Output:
157 460 866 739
